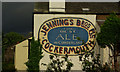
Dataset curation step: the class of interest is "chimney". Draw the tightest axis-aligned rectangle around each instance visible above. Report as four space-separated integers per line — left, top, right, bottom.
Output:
49 0 65 12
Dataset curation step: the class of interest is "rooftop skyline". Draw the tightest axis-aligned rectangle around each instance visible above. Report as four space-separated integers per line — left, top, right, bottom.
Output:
2 1 120 35
1 0 120 2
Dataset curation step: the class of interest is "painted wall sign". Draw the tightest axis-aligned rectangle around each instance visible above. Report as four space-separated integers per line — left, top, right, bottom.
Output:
38 17 96 56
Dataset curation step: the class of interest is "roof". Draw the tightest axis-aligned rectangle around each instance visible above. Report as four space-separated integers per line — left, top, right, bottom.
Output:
66 2 120 14
34 2 120 14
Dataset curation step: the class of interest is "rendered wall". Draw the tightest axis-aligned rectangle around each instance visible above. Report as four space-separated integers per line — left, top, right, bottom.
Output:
15 39 28 70
34 14 97 70
14 14 113 71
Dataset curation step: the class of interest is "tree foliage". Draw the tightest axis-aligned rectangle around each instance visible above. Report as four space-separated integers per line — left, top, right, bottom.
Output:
2 62 16 72
42 54 73 72
2 32 25 49
79 51 113 72
2 32 24 72
25 37 43 72
2 32 25 61
97 13 120 71
97 13 120 48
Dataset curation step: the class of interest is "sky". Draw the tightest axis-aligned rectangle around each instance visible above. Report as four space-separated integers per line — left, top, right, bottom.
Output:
2 2 34 34
2 0 120 34
1 0 119 71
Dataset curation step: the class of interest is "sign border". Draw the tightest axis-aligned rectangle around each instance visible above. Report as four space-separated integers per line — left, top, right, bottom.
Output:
37 16 96 56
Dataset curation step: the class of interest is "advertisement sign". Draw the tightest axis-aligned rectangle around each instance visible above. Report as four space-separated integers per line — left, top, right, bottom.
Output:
37 16 96 56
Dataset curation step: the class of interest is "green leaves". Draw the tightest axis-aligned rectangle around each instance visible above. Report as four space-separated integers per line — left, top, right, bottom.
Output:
50 55 54 60
79 50 113 72
96 13 120 71
97 13 120 47
76 37 85 45
42 54 73 72
79 56 82 61
76 37 81 40
25 37 43 72
2 32 25 48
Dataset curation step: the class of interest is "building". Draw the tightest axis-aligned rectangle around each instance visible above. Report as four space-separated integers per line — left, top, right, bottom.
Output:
14 1 120 72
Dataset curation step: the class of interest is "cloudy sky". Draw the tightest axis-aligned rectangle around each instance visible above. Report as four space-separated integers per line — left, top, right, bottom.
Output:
2 0 119 34
2 2 34 34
